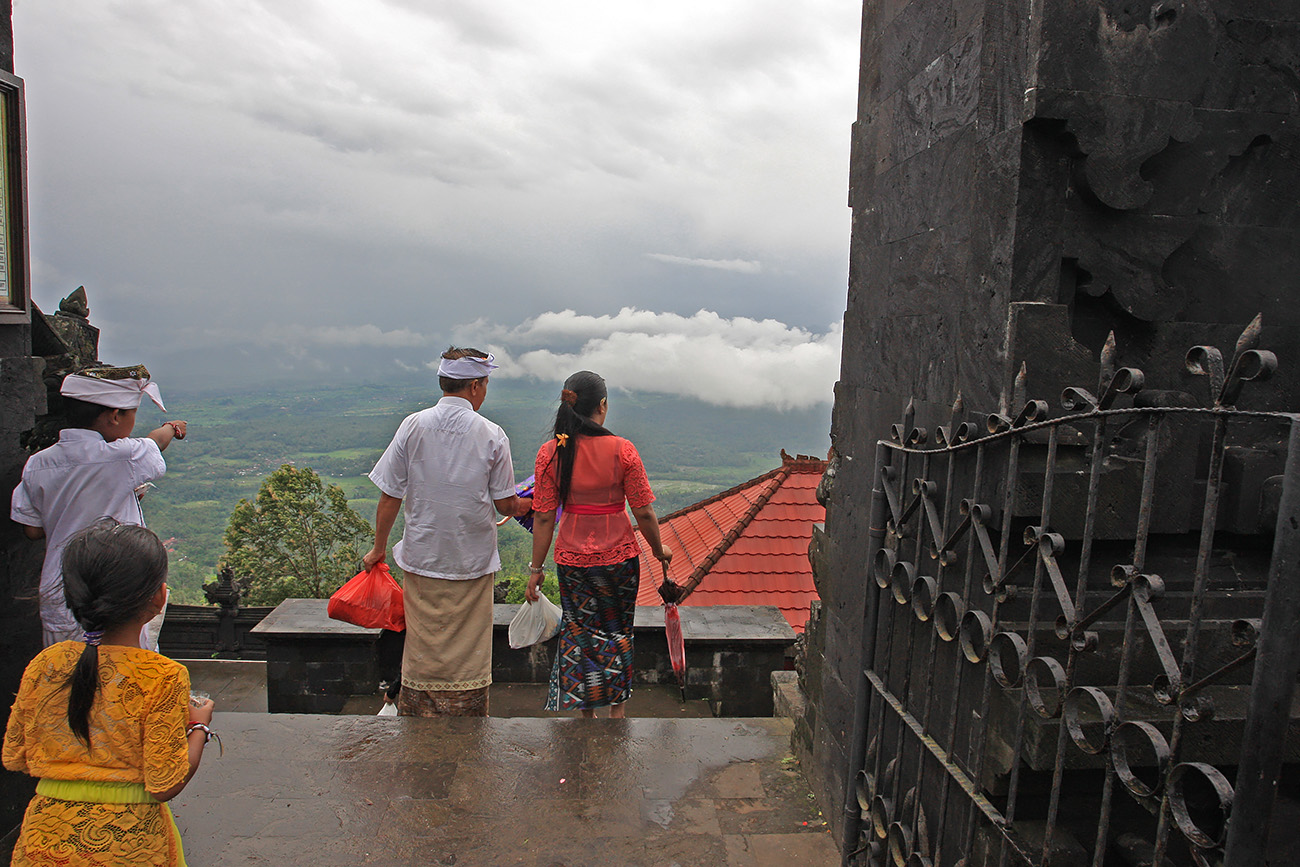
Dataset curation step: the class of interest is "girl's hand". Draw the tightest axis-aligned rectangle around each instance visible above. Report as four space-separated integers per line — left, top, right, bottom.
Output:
656 544 674 566
526 572 543 603
189 698 214 727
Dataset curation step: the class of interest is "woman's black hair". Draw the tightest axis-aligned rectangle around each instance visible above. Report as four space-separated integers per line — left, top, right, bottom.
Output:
62 518 168 747
552 370 614 506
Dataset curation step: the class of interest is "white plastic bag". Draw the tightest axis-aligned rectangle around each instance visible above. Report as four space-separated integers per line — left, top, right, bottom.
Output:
508 595 563 648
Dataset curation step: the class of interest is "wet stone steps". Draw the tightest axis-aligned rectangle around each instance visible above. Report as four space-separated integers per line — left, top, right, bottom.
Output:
173 714 838 866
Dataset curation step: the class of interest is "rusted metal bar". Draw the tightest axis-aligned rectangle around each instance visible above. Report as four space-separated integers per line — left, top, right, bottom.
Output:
1036 533 1077 624
1131 414 1162 574
936 511 971 564
991 542 1036 592
1071 583 1130 634
906 449 961 861
963 426 1023 857
1223 415 1300 867
919 479 946 558
1091 417 1163 867
1133 589 1184 697
881 457 932 858
1043 412 1108 864
999 424 1060 867
1154 409 1229 864
882 466 905 530
875 404 1287 459
971 508 1002 584
937 443 984 866
842 442 892 864
1179 647 1256 701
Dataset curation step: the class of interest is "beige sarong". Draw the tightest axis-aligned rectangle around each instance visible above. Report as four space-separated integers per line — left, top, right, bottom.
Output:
400 572 494 692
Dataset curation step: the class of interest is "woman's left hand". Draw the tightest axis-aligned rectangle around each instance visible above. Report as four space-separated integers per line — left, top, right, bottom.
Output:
526 571 543 603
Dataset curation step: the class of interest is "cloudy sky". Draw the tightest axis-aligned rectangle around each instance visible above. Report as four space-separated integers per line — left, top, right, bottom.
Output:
13 1 859 408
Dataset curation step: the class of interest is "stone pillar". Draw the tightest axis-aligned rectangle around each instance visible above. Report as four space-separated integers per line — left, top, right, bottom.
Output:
812 0 1300 844
0 0 43 847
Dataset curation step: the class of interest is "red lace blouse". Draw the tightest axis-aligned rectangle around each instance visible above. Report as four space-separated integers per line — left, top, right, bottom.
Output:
533 435 655 567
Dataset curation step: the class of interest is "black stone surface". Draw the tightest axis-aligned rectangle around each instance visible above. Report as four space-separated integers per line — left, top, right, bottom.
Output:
813 0 1300 857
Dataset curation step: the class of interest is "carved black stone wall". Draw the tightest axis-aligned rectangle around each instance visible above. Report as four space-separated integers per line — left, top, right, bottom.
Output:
0 1 43 849
811 0 1300 848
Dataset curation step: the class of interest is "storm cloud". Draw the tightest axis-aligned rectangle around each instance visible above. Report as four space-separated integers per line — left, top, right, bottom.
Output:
13 1 857 407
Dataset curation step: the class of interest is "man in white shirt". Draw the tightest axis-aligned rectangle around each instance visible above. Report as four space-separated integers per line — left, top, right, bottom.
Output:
363 347 531 717
11 366 188 647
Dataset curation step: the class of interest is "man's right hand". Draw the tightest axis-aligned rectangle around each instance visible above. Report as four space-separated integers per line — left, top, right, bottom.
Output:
362 547 386 570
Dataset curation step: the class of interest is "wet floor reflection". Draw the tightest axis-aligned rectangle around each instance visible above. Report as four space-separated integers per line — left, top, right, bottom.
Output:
174 715 836 865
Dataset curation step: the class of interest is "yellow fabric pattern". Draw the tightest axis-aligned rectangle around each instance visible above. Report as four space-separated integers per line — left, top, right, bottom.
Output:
3 642 192 866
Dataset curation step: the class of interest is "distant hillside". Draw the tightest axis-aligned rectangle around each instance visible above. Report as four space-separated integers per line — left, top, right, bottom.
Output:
132 378 831 603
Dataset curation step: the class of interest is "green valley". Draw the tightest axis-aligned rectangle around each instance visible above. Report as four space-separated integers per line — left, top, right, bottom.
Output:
130 378 831 604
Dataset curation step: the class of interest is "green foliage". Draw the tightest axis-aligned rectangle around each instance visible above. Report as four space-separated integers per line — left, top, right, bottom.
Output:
222 464 373 605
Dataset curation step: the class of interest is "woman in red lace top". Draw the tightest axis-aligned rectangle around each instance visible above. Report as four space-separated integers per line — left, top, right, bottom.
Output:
526 371 672 717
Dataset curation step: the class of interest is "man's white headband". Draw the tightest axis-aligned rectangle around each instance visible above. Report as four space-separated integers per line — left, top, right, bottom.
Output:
437 353 498 380
61 367 167 412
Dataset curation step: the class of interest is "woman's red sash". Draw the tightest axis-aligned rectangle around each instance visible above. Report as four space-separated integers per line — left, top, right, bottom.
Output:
563 502 624 515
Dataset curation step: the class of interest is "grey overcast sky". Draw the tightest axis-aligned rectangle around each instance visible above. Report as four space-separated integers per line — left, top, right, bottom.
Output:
13 1 858 408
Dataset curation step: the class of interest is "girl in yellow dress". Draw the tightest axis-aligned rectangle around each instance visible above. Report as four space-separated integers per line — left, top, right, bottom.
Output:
4 519 216 866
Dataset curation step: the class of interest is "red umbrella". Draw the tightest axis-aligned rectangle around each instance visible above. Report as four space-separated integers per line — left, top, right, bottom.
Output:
658 561 687 699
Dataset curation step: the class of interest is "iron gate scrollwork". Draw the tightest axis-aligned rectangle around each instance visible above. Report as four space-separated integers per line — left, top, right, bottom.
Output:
843 316 1300 867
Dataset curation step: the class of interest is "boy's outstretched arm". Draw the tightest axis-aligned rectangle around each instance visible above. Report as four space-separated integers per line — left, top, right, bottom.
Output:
146 420 188 451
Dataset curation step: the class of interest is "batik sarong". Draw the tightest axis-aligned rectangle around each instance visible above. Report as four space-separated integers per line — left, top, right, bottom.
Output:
546 556 639 710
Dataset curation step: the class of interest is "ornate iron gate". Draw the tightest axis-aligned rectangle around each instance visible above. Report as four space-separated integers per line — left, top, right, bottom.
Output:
844 318 1300 866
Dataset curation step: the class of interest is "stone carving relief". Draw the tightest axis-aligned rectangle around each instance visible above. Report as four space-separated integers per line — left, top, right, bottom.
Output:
1029 1 1300 329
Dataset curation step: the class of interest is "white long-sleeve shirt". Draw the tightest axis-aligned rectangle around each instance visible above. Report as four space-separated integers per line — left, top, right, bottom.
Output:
11 429 167 641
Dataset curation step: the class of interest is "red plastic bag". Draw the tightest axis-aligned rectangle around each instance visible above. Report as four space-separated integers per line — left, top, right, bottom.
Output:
327 563 405 631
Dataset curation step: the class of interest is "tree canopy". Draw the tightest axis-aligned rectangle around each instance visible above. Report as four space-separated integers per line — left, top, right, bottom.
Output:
222 464 373 605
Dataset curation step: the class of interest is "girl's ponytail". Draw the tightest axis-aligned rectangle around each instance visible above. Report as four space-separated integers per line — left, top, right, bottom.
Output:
66 642 101 746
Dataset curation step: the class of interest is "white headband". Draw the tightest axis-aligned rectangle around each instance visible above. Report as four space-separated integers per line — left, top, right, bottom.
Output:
61 371 167 412
437 353 498 380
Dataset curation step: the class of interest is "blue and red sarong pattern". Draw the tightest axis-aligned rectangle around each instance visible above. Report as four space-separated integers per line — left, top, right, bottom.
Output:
546 556 640 710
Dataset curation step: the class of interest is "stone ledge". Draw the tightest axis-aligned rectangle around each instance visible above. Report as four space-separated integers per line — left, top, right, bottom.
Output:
255 599 797 717
256 599 796 643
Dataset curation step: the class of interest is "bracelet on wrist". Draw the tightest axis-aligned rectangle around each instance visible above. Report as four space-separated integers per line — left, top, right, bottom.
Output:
186 723 223 756
528 564 544 574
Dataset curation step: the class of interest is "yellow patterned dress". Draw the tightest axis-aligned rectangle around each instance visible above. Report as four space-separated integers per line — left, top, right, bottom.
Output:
3 642 191 866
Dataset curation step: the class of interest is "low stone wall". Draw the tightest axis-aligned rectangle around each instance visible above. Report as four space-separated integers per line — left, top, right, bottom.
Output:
253 599 797 716
159 603 276 659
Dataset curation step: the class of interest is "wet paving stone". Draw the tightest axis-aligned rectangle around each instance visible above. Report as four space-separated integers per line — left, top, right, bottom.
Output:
174 714 837 865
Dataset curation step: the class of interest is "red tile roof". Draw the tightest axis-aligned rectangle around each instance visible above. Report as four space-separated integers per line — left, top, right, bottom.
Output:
635 450 827 633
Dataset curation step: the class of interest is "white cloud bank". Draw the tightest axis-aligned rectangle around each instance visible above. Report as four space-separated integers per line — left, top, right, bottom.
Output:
477 309 840 410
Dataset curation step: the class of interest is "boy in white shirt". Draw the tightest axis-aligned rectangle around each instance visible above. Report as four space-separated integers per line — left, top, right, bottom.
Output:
11 366 188 647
